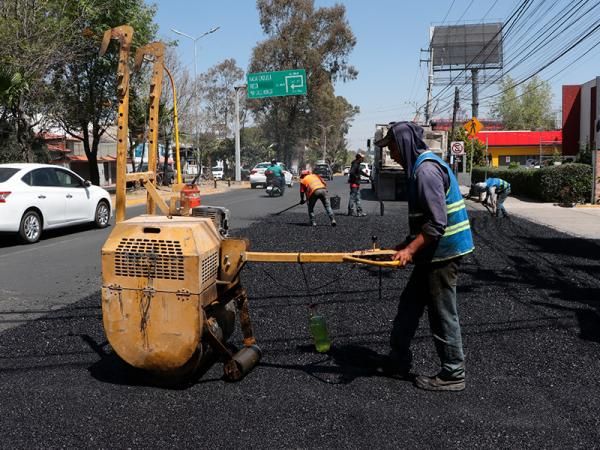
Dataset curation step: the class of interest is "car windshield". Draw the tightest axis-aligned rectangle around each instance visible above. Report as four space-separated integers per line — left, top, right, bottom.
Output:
255 163 270 169
0 168 19 183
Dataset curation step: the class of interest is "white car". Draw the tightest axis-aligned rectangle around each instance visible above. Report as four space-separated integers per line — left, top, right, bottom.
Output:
211 166 224 180
0 163 113 244
249 162 293 189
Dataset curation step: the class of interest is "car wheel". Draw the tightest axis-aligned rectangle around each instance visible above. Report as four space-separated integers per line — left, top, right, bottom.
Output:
19 210 42 244
94 200 111 228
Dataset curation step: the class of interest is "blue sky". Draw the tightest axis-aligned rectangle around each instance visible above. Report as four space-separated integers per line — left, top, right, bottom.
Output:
152 0 600 151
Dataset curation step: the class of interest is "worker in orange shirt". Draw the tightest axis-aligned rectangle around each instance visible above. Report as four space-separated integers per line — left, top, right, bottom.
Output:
299 170 336 227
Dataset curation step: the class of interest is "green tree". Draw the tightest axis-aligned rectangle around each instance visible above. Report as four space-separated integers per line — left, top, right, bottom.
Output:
48 0 157 185
249 0 358 166
0 0 75 162
492 75 555 130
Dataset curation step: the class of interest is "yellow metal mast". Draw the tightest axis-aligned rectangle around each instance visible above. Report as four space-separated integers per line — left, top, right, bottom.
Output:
99 25 134 224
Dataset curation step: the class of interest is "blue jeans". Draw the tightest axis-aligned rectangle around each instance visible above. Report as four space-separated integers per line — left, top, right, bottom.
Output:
496 187 510 217
390 257 465 379
347 186 362 215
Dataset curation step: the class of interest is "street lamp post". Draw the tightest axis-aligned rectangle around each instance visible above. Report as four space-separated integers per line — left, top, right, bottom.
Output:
171 26 220 179
317 124 334 161
234 84 246 182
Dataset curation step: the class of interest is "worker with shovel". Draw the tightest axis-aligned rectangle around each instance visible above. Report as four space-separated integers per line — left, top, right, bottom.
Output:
375 121 474 392
475 178 511 218
299 170 336 227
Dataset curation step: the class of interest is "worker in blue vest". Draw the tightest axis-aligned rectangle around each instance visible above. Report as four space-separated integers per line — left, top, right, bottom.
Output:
476 178 511 218
374 121 474 392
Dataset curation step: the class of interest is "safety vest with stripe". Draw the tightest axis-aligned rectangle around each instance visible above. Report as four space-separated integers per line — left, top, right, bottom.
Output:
300 174 326 198
486 178 510 192
409 151 474 263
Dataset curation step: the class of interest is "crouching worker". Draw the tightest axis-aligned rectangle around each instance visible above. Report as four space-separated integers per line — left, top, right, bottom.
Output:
475 178 511 218
299 170 336 227
375 121 474 391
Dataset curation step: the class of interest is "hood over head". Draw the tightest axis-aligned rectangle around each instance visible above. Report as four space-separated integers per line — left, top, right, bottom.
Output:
375 121 429 175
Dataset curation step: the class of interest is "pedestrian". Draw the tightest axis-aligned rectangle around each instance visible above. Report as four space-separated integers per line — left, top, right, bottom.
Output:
347 153 370 217
266 159 286 194
476 178 511 218
374 121 474 391
299 170 336 227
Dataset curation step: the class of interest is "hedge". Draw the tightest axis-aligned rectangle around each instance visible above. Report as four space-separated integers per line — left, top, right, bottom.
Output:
471 163 592 204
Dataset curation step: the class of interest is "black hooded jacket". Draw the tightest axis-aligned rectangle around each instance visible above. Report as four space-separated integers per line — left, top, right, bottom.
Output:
387 122 449 240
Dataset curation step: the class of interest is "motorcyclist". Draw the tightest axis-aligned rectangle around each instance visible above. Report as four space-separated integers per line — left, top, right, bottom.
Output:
265 159 285 195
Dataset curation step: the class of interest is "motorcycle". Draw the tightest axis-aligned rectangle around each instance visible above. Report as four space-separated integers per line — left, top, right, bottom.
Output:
265 170 284 197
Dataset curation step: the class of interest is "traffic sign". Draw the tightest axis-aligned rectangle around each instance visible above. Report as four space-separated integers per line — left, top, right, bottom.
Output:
247 69 307 99
451 141 465 156
463 117 483 136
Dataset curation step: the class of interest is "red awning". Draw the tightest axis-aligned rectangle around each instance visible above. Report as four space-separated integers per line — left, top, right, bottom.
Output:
475 130 562 146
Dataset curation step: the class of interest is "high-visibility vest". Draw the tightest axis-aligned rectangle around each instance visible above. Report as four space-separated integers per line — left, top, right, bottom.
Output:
300 174 326 198
409 151 474 263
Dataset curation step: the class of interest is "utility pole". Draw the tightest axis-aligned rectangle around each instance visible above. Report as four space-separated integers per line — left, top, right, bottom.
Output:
447 87 460 162
233 85 246 182
421 46 434 125
471 69 479 118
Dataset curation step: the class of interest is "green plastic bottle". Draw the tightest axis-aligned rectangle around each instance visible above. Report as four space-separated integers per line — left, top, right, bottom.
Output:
308 305 331 353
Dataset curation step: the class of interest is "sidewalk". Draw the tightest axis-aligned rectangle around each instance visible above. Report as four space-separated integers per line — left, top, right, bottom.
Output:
464 188 600 239
110 180 249 208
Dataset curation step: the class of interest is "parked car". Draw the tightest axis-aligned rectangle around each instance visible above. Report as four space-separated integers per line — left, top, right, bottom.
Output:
249 162 293 189
343 165 350 176
313 163 333 180
0 163 113 244
212 166 224 180
138 163 176 185
360 162 371 183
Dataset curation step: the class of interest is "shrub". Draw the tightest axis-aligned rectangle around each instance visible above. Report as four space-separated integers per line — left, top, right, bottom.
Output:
472 163 592 203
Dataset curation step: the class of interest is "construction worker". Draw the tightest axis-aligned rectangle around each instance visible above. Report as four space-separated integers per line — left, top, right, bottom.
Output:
266 159 285 194
375 121 474 392
347 153 370 216
476 178 511 218
299 170 336 227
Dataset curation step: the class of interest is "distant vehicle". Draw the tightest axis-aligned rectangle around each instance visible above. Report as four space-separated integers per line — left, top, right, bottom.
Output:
359 162 371 182
249 162 293 189
138 163 176 185
343 165 350 176
0 163 112 244
313 163 333 181
212 166 224 180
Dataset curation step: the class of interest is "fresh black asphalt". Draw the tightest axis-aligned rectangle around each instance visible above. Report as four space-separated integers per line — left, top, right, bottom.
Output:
1 194 599 448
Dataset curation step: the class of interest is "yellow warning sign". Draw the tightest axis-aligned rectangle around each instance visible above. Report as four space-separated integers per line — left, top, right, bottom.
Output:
463 117 483 137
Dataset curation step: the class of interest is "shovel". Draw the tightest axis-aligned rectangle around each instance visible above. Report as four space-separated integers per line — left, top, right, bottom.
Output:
272 201 302 216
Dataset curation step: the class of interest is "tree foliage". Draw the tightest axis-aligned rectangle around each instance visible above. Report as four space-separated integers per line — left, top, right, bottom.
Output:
492 75 555 130
48 0 157 184
0 0 75 162
249 0 358 167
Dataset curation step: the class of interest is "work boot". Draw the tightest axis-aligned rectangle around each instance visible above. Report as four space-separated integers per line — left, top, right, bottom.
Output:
347 209 354 217
331 219 337 227
414 372 465 392
357 212 367 217
310 220 317 227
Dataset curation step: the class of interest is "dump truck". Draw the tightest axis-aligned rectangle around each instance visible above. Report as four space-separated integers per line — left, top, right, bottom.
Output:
371 124 447 201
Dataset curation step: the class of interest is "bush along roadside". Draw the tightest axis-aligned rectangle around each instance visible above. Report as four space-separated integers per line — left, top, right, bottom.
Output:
472 163 592 204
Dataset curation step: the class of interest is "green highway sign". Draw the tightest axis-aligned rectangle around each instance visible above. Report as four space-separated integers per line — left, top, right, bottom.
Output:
247 69 307 99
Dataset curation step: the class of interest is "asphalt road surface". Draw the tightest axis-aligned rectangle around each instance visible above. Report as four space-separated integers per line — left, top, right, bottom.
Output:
1 179 599 448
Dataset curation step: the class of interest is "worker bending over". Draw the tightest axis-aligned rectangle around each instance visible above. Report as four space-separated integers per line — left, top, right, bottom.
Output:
476 178 511 218
299 170 336 227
